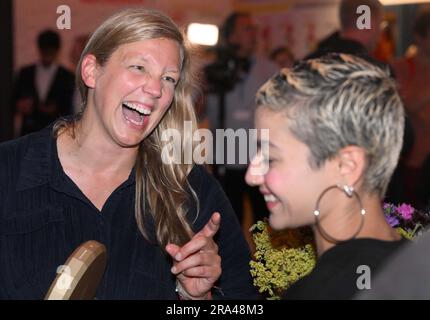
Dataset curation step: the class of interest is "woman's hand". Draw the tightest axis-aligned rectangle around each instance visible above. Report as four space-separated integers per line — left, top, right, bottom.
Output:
165 212 221 300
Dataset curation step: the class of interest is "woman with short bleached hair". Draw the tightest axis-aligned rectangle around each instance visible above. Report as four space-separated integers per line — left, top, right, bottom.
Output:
0 8 256 299
246 53 407 299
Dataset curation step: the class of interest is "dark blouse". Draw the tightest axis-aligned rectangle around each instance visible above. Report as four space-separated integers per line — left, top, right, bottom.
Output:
0 127 258 299
284 238 407 300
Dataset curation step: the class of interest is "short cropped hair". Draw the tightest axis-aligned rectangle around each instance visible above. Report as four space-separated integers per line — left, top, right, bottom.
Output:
256 53 404 197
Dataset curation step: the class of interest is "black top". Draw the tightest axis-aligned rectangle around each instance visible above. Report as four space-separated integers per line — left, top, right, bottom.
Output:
284 238 407 300
0 127 258 299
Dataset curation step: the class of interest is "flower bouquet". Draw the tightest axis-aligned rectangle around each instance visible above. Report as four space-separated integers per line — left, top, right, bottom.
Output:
250 203 430 299
249 220 316 299
383 203 430 239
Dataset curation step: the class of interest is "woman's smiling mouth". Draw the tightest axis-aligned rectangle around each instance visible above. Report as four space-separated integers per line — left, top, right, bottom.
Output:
121 101 152 129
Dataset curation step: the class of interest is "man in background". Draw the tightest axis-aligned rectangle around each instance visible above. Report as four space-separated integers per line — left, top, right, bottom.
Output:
205 12 278 225
13 29 74 136
306 0 383 59
393 12 430 208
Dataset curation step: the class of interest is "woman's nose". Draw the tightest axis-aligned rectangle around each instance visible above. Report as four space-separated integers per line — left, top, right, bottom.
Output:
142 76 162 98
245 152 266 187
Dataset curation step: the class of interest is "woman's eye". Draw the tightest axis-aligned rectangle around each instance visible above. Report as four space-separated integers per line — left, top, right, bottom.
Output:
264 157 274 166
131 65 145 71
163 76 177 85
262 156 270 164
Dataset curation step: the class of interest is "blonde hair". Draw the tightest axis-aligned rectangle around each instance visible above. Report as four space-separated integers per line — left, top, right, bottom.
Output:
257 54 404 197
54 8 199 248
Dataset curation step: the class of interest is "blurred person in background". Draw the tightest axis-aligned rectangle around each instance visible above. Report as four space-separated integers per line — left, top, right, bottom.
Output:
269 46 295 69
12 29 74 136
306 0 383 59
393 12 430 208
204 12 277 225
373 20 396 64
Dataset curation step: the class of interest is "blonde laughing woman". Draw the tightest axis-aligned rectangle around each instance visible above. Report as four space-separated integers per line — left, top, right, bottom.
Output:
0 8 257 299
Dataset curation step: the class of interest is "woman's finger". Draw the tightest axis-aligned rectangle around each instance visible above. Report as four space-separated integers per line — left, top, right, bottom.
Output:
165 243 181 260
195 212 221 239
180 265 221 279
174 235 217 262
171 251 220 275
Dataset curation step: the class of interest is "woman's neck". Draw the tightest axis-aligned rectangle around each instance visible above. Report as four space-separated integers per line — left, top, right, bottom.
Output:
57 114 138 176
312 194 401 257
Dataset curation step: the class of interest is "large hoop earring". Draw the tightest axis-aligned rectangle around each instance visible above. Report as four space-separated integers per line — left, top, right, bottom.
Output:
313 185 366 243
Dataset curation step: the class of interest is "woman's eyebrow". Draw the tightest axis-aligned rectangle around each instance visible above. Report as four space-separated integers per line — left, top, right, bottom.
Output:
122 52 180 73
122 52 148 62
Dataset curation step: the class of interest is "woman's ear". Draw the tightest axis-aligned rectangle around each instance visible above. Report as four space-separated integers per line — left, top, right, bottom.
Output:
336 145 366 187
81 54 98 89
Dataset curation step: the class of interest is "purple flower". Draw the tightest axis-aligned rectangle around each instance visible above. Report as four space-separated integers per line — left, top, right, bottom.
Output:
383 203 391 210
383 203 396 214
385 214 400 227
396 204 415 220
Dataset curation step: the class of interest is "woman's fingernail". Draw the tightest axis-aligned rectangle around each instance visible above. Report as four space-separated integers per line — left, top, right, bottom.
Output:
171 266 177 274
175 253 182 261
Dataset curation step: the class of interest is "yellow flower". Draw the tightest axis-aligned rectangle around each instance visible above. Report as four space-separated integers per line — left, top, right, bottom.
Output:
250 220 317 299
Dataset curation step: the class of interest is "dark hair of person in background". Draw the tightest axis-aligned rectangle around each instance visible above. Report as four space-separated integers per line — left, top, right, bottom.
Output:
306 0 383 60
269 46 295 69
220 12 250 44
37 29 61 52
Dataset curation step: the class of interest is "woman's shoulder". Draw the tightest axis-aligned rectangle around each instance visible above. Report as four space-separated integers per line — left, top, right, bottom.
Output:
0 135 30 170
187 165 238 229
0 129 52 186
284 238 407 299
0 129 49 163
0 135 32 205
317 238 407 269
187 165 233 209
188 165 221 194
187 165 228 210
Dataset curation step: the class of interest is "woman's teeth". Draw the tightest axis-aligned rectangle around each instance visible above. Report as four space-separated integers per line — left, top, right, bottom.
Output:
122 101 152 115
264 194 277 202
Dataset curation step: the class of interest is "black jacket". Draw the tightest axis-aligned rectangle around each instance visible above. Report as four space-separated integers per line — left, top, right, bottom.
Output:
0 127 258 299
13 65 75 135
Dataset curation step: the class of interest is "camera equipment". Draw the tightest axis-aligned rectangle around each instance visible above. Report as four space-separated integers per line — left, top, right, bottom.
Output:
204 44 251 180
204 44 249 93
